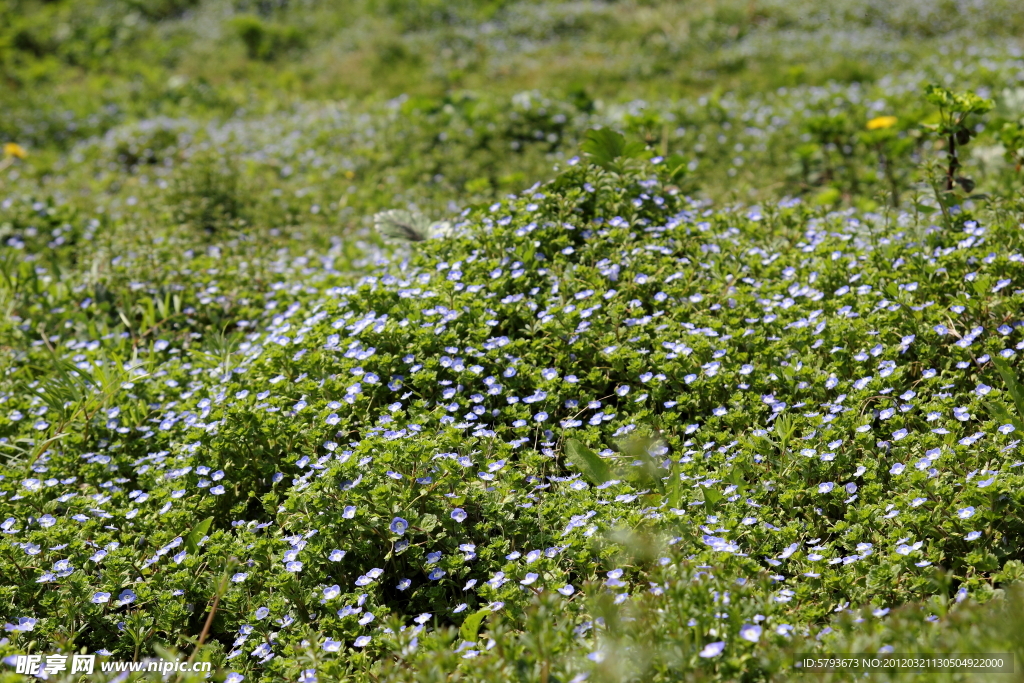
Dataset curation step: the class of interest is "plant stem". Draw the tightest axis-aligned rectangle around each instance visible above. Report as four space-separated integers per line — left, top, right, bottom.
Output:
188 585 222 668
946 132 958 192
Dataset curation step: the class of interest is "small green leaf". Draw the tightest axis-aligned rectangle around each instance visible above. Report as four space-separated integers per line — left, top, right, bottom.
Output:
185 516 214 556
459 608 490 643
565 438 612 485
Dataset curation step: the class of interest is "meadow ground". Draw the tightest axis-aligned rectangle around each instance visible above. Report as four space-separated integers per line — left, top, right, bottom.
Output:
3 1 1024 681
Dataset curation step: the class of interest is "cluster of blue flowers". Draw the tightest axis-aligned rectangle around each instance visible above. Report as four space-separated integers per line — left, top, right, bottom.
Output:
2 155 1024 679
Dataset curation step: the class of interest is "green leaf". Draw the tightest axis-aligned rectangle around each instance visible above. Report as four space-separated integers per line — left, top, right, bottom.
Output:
459 608 490 643
923 84 993 116
971 275 991 297
726 467 748 493
924 83 955 108
701 486 723 510
564 438 612 485
419 513 439 533
987 401 1024 435
185 516 214 556
580 128 645 170
992 357 1024 422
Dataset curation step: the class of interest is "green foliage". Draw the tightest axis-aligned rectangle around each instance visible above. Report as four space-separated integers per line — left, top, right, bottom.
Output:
580 128 646 171
923 85 995 119
998 121 1024 172
923 84 995 196
4 2 1024 682
987 357 1024 435
166 152 247 234
126 0 201 20
229 14 306 61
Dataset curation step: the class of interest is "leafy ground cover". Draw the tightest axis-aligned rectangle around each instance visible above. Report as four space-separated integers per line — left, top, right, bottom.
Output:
3 1 1024 682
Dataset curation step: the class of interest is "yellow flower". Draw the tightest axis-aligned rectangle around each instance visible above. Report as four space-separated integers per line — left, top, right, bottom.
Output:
866 116 898 131
3 142 27 159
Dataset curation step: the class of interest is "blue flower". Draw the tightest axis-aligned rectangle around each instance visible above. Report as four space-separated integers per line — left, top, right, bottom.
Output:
451 508 467 523
739 624 762 642
699 641 725 658
91 592 111 604
390 517 409 535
